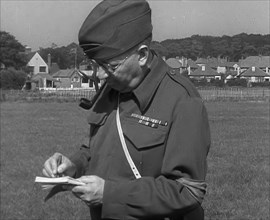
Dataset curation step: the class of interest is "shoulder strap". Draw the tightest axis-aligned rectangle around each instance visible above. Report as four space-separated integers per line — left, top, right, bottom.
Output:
116 98 141 179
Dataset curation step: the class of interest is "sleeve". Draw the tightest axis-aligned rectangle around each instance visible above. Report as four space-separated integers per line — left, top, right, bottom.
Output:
101 97 211 219
69 126 92 178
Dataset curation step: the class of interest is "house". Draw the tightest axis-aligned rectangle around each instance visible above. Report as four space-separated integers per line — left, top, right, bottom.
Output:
31 73 58 90
26 52 49 75
189 64 221 81
239 56 270 74
166 58 182 74
79 60 103 89
226 62 240 71
239 66 270 82
49 62 60 75
196 57 227 74
186 59 199 75
52 69 84 88
224 70 239 83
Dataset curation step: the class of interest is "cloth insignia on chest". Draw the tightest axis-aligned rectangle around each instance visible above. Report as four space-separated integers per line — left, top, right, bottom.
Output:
130 113 168 128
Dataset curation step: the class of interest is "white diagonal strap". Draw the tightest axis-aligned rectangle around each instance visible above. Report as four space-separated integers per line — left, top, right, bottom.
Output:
116 103 141 179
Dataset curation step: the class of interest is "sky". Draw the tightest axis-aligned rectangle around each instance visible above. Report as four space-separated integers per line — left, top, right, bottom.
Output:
1 0 269 51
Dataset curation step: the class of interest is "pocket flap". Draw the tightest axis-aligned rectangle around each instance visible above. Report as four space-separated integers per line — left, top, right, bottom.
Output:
123 119 167 149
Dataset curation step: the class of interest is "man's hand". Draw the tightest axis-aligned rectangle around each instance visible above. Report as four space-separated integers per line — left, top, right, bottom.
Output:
42 152 76 178
72 175 105 207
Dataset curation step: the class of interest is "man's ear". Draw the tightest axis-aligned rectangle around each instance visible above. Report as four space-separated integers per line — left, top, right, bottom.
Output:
137 45 149 67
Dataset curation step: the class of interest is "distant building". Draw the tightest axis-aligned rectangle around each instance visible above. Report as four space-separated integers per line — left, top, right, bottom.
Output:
239 56 270 74
239 66 270 82
166 58 182 74
186 59 199 75
26 52 49 75
31 73 58 90
189 64 221 81
196 57 228 74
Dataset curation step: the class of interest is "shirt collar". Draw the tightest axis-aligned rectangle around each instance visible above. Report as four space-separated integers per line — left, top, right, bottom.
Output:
133 52 168 113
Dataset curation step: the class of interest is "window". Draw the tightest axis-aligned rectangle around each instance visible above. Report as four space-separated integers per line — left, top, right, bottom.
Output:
28 66 34 73
82 77 88 83
39 66 46 72
73 77 79 82
89 80 94 87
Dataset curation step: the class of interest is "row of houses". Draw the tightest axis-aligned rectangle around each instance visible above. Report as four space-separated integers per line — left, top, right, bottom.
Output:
166 56 270 83
25 51 270 90
25 52 99 90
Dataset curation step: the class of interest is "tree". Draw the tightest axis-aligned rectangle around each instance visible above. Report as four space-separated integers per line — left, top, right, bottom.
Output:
39 42 85 69
158 33 270 61
150 41 168 58
242 45 258 57
0 31 27 69
0 68 27 90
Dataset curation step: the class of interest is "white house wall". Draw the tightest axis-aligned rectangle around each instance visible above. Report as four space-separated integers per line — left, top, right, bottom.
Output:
27 52 48 75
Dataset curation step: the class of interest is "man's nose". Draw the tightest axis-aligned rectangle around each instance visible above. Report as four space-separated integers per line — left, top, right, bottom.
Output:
96 67 109 80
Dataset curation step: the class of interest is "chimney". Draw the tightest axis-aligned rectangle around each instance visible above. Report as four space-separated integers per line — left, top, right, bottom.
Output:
237 67 240 75
24 46 32 54
48 54 51 73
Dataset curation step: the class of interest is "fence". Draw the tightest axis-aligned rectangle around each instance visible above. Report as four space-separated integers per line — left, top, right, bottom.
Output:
0 88 96 102
1 87 270 102
198 87 270 101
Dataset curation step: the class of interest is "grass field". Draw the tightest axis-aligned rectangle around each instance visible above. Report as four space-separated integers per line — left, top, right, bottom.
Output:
0 100 269 220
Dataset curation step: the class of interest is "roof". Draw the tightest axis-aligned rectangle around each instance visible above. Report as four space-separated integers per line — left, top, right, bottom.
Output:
79 70 94 78
166 58 182 69
25 51 36 61
187 59 199 68
239 56 270 68
53 69 80 78
189 64 220 76
226 70 238 77
27 52 48 68
31 73 58 82
196 57 228 68
49 63 60 74
226 62 239 68
240 67 269 77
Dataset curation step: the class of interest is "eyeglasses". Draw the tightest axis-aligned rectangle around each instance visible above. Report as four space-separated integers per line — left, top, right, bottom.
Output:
89 55 130 73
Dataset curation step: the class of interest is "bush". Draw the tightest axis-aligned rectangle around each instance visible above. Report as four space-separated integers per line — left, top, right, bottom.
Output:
0 68 27 90
189 78 225 87
189 78 208 87
226 78 247 87
210 78 225 87
250 81 270 87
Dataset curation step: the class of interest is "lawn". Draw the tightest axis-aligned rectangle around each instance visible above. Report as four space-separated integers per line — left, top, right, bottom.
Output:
0 101 269 220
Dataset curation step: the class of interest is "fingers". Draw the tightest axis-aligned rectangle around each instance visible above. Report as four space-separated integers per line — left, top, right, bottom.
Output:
71 176 105 206
42 167 52 177
57 163 67 174
43 152 62 177
77 175 96 183
72 185 85 194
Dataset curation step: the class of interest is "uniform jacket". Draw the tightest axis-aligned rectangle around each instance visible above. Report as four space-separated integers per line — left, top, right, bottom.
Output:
70 53 211 220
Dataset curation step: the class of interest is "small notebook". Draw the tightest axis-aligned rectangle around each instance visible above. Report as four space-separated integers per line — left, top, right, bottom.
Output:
35 176 86 186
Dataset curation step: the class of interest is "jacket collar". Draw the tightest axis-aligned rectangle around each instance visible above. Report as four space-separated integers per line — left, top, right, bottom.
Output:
133 53 168 113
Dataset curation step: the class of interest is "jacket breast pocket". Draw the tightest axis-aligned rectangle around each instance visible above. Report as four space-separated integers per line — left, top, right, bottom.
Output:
122 117 168 150
122 117 169 176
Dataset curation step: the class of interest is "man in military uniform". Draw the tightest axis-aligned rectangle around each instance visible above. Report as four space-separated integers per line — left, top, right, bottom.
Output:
42 0 211 219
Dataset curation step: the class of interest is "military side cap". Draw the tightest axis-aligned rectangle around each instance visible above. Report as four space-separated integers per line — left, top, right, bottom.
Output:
78 0 152 61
